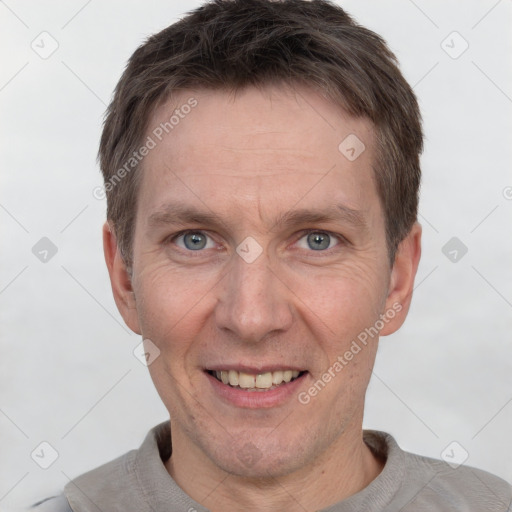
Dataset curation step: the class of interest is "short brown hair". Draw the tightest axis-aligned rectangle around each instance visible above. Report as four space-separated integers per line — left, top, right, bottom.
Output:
99 0 422 266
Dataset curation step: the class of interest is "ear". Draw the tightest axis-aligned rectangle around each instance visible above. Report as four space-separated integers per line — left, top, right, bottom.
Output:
103 221 141 334
380 222 422 336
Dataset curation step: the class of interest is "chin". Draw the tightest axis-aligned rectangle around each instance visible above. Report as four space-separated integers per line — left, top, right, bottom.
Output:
205 430 312 479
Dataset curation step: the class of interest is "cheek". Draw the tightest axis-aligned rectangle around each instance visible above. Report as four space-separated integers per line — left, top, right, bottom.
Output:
291 258 388 339
133 267 215 413
133 264 213 360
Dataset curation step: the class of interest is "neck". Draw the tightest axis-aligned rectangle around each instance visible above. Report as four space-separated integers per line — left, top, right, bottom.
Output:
165 422 384 512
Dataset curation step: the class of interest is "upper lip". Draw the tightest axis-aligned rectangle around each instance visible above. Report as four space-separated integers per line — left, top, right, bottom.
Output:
205 365 307 374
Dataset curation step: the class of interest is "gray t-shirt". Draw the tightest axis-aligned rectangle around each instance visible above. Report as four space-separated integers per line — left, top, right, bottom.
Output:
33 422 512 511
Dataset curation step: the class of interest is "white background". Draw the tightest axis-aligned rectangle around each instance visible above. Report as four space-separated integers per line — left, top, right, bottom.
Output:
1 0 511 509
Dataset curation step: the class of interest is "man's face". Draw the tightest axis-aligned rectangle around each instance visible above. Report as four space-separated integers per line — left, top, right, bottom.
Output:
114 85 410 477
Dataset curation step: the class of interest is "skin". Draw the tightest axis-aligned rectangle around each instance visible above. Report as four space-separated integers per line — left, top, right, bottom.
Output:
104 84 421 511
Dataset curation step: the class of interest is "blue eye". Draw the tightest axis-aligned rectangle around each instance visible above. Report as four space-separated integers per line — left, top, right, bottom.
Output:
297 231 340 251
175 231 214 251
170 229 342 255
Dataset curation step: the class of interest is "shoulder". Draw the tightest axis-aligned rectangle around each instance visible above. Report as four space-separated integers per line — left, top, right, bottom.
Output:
63 448 142 509
29 445 146 512
370 431 512 511
27 450 137 512
61 422 171 510
403 451 512 511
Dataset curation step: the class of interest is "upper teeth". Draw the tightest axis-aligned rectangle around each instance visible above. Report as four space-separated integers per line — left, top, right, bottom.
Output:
214 370 300 389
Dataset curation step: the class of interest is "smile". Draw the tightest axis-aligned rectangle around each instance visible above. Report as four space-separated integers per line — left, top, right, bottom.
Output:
206 369 306 391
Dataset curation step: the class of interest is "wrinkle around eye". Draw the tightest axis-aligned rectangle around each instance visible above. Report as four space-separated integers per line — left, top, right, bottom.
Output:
162 228 349 259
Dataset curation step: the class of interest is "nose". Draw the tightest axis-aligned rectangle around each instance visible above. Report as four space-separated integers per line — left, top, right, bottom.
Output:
214 248 294 344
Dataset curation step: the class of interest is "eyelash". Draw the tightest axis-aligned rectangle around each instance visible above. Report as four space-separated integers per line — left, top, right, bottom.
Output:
293 229 345 252
167 229 346 256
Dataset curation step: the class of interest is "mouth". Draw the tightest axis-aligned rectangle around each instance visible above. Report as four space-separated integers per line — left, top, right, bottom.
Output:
206 369 307 392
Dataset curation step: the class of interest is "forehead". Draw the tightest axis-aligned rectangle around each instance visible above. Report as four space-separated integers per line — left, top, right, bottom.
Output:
138 85 379 226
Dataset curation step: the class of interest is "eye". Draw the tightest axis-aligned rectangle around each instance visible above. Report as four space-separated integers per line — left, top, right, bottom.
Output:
296 231 340 251
173 230 216 251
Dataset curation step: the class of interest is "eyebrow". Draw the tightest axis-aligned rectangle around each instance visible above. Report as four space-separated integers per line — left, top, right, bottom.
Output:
147 202 368 233
271 204 368 232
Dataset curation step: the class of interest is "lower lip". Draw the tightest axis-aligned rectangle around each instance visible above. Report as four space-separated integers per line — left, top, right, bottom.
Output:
205 371 308 409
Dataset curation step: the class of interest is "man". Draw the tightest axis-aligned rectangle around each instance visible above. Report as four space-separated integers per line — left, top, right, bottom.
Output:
33 0 512 510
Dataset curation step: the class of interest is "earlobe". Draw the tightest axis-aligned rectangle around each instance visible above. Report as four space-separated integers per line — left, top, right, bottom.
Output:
103 222 141 334
380 222 422 336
